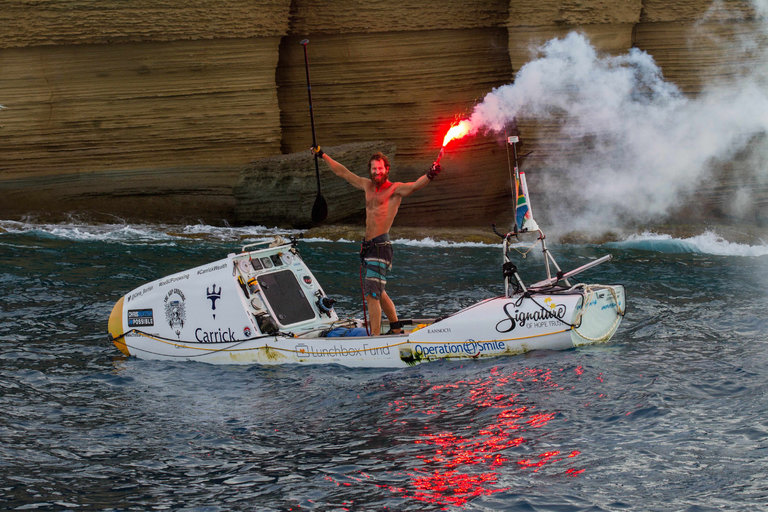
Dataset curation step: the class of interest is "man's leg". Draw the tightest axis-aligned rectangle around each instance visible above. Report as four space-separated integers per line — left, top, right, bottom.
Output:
380 291 401 333
362 240 394 336
366 295 382 335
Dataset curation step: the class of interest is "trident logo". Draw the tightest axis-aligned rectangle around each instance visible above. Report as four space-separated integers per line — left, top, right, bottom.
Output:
207 284 222 311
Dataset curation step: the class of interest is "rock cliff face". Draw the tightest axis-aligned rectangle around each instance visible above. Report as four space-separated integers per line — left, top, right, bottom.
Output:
0 1 763 227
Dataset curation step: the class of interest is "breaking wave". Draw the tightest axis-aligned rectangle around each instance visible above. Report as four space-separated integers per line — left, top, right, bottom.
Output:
2 219 767 256
0 219 297 244
606 230 768 257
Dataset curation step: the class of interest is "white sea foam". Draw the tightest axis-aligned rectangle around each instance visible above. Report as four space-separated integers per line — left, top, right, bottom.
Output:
4 219 767 256
0 220 513 249
610 230 768 257
296 236 497 248
0 219 298 243
393 237 493 248
300 236 358 244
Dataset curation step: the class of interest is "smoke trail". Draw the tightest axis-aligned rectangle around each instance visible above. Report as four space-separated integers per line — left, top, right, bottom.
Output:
466 4 768 235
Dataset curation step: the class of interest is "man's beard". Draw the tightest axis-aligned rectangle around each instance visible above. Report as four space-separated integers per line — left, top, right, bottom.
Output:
372 172 389 186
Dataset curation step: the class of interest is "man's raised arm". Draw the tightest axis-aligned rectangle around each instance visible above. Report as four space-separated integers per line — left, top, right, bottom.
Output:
312 146 368 190
395 163 442 197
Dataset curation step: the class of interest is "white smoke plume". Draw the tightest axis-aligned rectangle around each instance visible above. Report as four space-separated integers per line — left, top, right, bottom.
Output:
464 3 768 235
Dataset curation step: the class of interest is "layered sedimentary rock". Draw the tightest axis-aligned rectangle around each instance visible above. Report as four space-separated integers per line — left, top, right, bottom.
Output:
0 1 290 221
0 0 763 226
0 1 291 46
637 0 762 94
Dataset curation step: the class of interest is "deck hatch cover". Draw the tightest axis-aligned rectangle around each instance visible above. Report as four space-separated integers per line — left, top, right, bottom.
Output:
258 269 315 326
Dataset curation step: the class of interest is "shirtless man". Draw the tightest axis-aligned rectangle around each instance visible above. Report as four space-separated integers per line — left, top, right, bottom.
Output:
311 147 441 335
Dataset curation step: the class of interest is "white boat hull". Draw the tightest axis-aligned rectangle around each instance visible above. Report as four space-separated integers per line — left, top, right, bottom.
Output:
108 134 628 367
108 240 625 368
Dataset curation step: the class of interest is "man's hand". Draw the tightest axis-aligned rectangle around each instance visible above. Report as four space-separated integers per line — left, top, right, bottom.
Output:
311 146 325 158
427 163 441 180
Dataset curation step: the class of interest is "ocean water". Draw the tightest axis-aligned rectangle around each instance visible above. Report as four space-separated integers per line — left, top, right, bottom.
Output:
1 220 767 511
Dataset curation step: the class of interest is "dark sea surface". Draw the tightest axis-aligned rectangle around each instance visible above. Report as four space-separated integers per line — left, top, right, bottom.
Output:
1 220 767 511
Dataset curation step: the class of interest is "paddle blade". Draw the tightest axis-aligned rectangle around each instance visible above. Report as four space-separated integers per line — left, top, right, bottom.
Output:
311 193 328 223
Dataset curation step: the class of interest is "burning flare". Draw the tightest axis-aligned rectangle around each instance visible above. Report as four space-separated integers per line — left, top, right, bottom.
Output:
442 120 472 147
434 119 474 165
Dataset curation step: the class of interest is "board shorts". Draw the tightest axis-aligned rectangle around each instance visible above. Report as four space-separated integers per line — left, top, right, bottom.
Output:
360 233 393 300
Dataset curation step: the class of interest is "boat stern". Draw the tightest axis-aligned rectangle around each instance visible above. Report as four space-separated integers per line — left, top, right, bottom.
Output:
571 284 626 346
108 296 130 356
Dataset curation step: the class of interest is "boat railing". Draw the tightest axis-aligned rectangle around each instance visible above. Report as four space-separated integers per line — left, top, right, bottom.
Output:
240 240 275 253
240 235 300 255
528 254 612 289
494 224 613 294
494 224 579 296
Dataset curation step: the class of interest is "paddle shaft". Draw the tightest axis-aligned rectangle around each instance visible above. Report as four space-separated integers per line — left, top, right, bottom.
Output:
301 39 322 192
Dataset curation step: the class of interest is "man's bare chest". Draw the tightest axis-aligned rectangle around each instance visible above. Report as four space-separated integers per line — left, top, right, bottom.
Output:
366 185 397 208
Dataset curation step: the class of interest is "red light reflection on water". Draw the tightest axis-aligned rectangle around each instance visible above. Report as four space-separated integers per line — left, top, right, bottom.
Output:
375 366 589 507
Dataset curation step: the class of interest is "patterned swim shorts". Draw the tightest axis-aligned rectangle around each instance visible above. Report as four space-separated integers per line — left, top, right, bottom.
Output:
360 233 393 299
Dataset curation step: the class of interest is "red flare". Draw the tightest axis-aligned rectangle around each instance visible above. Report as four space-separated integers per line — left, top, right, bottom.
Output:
434 147 445 165
442 120 472 147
